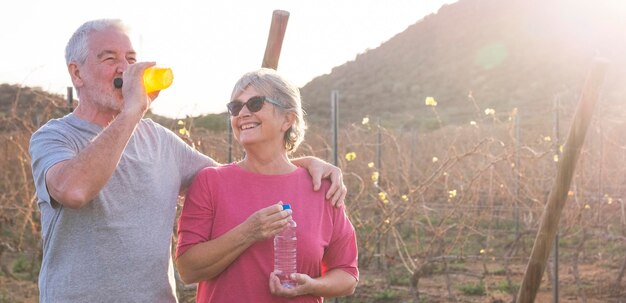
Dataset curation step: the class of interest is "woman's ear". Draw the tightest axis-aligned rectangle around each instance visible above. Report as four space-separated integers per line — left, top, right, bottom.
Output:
281 112 296 132
68 63 84 88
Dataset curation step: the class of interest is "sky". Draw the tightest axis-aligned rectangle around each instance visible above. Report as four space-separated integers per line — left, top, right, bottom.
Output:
1 0 457 118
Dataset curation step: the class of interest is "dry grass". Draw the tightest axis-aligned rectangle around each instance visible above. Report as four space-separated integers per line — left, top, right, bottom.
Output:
2 88 626 302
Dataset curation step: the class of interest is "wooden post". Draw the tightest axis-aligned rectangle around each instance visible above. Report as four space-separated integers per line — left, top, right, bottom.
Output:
261 10 290 70
227 9 290 160
516 58 608 302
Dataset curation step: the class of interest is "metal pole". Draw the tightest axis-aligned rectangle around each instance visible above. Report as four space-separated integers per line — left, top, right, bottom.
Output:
515 113 520 237
411 129 415 175
552 97 560 303
376 118 382 270
331 90 339 166
66 87 73 113
598 120 603 226
376 118 382 175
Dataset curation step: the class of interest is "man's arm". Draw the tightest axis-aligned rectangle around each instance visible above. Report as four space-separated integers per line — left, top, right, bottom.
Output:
46 111 143 209
47 62 153 209
291 156 346 207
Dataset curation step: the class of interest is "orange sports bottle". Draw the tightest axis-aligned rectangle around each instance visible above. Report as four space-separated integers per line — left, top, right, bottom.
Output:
113 67 174 93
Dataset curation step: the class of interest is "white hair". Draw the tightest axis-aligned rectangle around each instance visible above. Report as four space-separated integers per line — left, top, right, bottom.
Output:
65 19 129 65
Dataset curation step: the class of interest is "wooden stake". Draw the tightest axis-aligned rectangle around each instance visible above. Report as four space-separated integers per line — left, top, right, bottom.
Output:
261 10 290 70
516 58 608 302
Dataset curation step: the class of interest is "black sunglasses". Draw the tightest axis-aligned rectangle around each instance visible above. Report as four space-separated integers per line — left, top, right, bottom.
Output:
227 96 284 116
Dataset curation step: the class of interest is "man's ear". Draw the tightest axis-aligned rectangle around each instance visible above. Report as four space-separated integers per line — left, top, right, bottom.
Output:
68 63 84 88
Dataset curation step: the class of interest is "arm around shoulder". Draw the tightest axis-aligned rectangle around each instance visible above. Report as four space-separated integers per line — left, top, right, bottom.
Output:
291 156 347 206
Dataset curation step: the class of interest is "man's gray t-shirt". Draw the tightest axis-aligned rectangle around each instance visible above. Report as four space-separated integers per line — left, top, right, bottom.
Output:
29 113 214 302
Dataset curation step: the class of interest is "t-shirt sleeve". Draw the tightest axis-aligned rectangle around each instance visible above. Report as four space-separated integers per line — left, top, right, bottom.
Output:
322 204 359 281
176 169 215 258
29 125 76 206
157 123 217 189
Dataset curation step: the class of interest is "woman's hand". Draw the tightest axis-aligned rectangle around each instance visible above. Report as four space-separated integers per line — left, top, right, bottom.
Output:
176 202 292 284
269 270 358 298
269 272 316 298
243 202 292 242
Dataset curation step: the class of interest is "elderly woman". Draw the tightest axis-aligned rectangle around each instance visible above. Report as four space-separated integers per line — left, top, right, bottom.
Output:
175 68 359 302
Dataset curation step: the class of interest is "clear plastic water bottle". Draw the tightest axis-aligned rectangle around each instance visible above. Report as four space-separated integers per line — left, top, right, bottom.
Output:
274 204 297 288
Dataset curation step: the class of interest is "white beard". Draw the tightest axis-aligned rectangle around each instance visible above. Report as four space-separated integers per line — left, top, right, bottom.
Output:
82 83 123 113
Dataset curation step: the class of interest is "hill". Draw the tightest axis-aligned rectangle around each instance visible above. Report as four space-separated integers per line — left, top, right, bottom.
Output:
299 0 626 131
0 84 68 132
2 0 625 134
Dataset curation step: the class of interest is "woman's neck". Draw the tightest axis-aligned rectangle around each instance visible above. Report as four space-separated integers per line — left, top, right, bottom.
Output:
238 151 296 175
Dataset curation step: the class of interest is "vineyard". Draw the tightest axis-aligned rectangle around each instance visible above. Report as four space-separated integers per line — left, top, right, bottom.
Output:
1 83 625 302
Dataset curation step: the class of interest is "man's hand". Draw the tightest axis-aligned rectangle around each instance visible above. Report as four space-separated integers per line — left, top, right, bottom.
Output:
292 157 347 207
121 62 155 116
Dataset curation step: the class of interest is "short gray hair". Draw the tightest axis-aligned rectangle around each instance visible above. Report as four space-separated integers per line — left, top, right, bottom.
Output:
230 68 307 153
65 19 129 65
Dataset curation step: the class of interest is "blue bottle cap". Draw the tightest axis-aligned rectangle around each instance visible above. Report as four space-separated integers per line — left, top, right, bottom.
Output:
282 204 291 210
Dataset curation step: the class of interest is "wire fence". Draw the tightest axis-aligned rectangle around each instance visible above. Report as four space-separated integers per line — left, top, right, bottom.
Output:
1 85 626 302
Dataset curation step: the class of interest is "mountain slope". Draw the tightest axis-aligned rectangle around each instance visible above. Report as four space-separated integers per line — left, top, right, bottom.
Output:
300 0 626 131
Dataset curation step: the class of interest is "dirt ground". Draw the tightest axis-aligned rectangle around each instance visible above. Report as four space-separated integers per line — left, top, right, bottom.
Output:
2 263 625 302
339 263 626 303
0 276 38 303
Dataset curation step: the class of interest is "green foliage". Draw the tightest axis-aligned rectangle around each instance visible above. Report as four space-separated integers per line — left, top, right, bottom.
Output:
603 242 624 256
458 281 485 296
387 270 410 286
373 288 399 301
492 280 519 294
0 290 10 303
447 262 467 272
1 228 14 238
12 255 30 273
491 267 507 275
